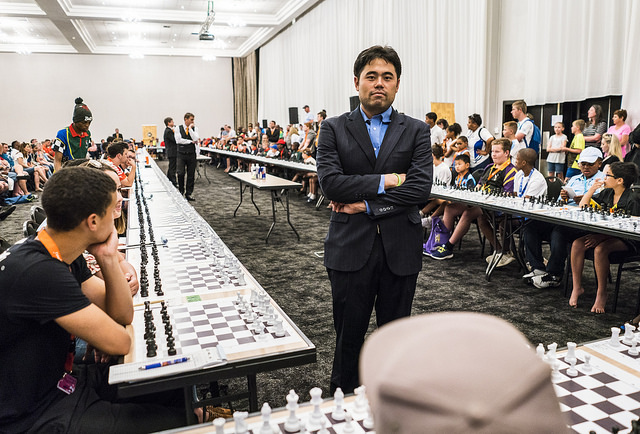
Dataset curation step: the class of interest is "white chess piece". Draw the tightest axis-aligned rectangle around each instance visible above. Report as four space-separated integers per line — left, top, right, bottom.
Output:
233 411 248 434
284 390 301 432
259 403 274 434
213 417 226 434
238 273 246 286
624 324 636 345
566 358 578 377
583 353 592 372
308 387 324 429
318 418 330 434
354 385 367 414
565 342 577 364
363 404 375 429
631 336 639 356
331 388 346 421
536 343 545 359
275 319 285 337
343 413 356 434
546 342 557 363
610 327 621 347
551 361 561 382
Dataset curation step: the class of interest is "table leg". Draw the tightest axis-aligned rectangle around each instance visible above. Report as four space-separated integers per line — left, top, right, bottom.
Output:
250 186 260 215
285 190 300 241
247 374 259 413
266 190 278 243
233 181 244 217
203 163 210 184
485 211 500 281
184 386 197 425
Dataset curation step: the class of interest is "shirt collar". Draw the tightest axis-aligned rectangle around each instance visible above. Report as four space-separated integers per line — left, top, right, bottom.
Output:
69 123 88 138
360 105 393 124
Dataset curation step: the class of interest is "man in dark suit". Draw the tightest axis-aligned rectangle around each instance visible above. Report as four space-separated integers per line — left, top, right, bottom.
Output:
174 112 199 201
163 117 178 187
317 45 432 394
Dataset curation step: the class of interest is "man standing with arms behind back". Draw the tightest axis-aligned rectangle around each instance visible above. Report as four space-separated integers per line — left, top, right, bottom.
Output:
163 117 178 187
316 45 432 394
174 112 199 201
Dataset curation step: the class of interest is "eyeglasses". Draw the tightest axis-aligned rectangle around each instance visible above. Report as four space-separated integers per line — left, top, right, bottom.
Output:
605 173 619 178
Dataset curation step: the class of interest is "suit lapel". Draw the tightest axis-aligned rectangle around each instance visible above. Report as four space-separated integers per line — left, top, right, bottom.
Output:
346 108 376 167
375 109 405 170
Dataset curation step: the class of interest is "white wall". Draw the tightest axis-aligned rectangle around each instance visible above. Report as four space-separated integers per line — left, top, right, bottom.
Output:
0 53 233 143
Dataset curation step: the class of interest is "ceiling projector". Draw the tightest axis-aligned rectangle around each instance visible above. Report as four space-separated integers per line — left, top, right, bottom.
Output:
199 33 215 41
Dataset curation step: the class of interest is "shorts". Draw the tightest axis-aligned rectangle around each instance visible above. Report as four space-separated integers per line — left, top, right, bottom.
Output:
547 162 564 174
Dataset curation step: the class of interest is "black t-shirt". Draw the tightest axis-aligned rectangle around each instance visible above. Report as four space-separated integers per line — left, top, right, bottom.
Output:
0 237 92 433
593 188 640 216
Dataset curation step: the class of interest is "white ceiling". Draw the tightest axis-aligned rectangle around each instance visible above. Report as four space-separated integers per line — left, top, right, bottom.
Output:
0 0 322 57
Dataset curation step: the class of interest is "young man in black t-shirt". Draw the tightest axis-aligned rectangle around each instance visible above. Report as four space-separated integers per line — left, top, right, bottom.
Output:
0 168 186 433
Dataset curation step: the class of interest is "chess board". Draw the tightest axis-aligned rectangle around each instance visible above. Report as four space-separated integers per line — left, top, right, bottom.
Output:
126 291 307 365
553 348 640 433
129 209 191 229
132 261 252 304
160 395 375 434
127 242 212 267
584 334 640 368
128 224 202 245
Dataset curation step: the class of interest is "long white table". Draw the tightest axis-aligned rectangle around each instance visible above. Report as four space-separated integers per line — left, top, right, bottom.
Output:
113 150 316 423
200 147 316 173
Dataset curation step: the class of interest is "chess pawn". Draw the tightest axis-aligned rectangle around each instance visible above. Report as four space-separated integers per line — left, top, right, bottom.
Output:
284 390 301 432
331 387 346 421
566 358 578 377
213 417 226 434
630 336 639 356
536 343 545 359
583 353 592 372
342 413 356 434
551 361 561 382
308 387 324 429
238 273 246 286
274 319 285 337
363 404 375 430
259 403 274 434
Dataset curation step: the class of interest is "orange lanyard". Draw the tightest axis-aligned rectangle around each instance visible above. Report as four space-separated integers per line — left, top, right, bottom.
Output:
482 160 510 191
37 228 76 372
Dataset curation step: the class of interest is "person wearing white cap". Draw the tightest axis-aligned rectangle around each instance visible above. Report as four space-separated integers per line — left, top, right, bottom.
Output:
523 147 605 289
360 312 570 433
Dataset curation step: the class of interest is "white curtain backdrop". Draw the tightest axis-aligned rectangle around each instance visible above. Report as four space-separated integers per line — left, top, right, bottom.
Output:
259 0 638 134
258 0 491 128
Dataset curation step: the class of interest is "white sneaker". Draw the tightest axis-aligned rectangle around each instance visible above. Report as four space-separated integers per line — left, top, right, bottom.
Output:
421 216 432 228
308 194 316 200
485 251 497 264
522 269 546 282
496 253 515 268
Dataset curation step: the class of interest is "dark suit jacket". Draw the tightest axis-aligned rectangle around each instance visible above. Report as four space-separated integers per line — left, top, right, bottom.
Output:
164 127 177 158
317 107 432 276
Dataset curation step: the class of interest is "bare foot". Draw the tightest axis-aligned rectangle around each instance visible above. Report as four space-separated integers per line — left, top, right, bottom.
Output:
224 168 230 173
194 407 203 424
591 293 607 314
569 287 584 308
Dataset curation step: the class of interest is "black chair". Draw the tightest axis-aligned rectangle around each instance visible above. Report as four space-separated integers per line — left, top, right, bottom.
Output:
30 205 46 226
546 176 563 201
22 220 37 237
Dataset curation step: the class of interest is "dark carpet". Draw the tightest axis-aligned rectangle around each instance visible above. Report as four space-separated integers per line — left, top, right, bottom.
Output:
2 159 639 411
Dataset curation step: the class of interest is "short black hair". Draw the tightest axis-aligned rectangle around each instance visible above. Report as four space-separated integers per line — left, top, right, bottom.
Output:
426 112 437 122
447 122 462 136
107 141 127 159
454 153 471 165
63 158 89 168
42 167 116 232
353 45 402 79
610 161 639 189
432 145 444 159
517 148 537 166
437 118 449 130
164 117 173 126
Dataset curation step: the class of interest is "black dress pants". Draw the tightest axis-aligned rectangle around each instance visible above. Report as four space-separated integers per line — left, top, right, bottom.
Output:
166 156 177 187
176 152 196 196
328 234 418 394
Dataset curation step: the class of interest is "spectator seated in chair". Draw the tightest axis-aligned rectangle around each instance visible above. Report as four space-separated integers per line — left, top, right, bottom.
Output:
569 162 640 313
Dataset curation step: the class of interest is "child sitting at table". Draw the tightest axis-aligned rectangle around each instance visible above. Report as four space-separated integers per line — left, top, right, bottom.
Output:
453 153 476 190
569 161 640 313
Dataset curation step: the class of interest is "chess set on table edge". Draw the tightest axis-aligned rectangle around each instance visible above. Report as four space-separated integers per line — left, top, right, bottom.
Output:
159 325 640 434
430 183 640 234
